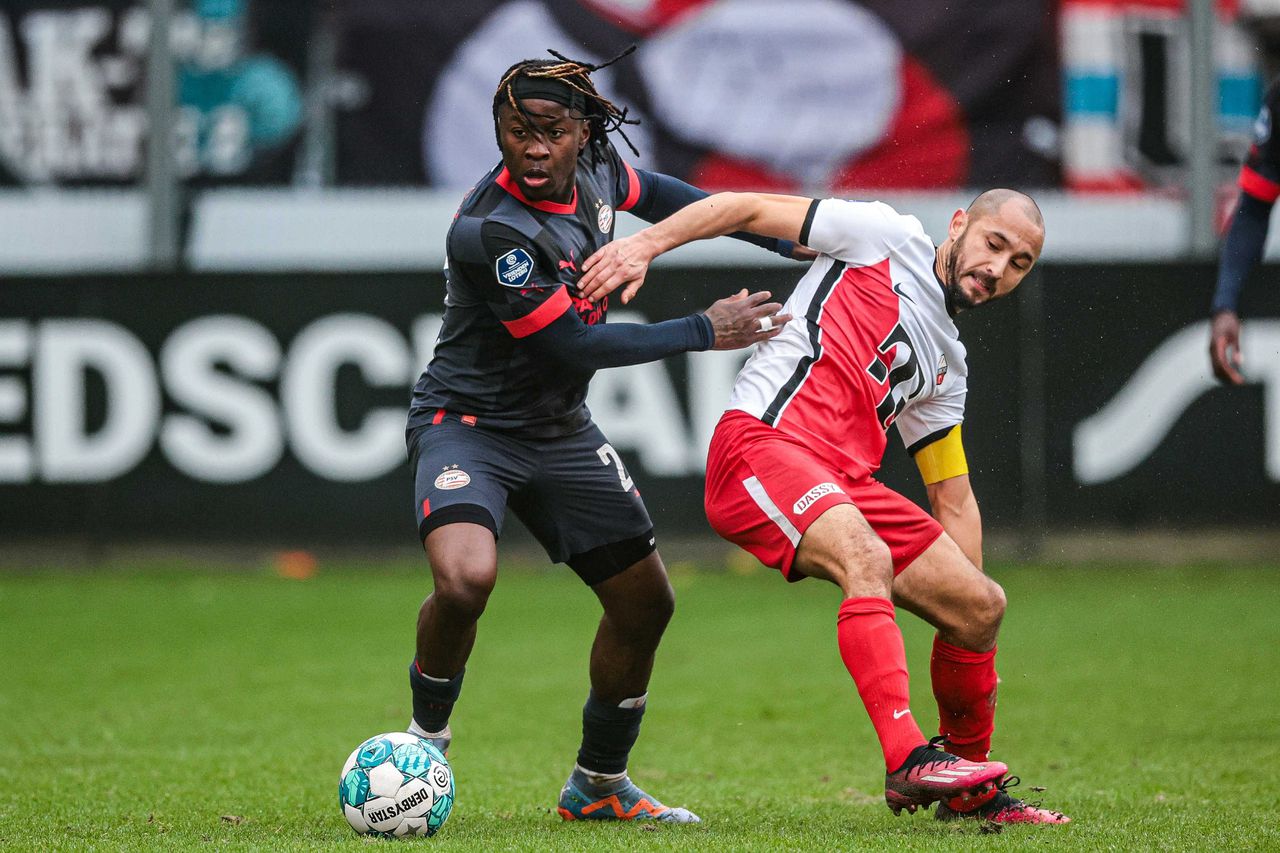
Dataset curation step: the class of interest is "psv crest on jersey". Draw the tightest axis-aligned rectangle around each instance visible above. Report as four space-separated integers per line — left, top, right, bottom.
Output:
496 247 534 287
597 203 614 233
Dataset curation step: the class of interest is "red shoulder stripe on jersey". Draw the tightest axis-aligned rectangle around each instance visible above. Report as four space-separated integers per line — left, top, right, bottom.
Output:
502 287 572 338
619 162 642 211
496 167 578 214
1239 165 1280 203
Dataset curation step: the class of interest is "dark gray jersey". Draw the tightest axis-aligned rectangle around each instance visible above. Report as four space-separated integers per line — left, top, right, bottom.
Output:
408 143 639 438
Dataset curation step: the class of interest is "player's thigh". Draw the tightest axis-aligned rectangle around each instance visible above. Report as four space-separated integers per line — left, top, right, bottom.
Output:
509 423 654 585
792 503 896 595
891 533 1005 640
842 476 945 577
409 419 531 568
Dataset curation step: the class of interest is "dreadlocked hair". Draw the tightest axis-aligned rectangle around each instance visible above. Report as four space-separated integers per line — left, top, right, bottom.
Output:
492 46 641 162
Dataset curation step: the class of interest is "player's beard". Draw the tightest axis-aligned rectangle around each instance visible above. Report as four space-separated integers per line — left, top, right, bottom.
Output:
943 240 979 313
943 229 998 313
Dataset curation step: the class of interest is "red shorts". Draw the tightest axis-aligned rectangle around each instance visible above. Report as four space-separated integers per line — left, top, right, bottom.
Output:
704 410 943 579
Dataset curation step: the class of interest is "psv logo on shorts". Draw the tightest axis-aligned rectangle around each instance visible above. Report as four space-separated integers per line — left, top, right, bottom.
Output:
435 466 471 490
793 482 843 514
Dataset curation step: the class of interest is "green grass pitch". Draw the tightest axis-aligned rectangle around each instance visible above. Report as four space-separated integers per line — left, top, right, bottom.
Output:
1 557 1278 851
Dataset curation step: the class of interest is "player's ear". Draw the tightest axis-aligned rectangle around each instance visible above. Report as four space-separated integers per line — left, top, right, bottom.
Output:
578 119 590 151
948 209 967 240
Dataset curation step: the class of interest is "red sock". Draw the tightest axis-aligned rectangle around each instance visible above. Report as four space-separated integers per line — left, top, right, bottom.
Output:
930 636 998 762
836 597 925 771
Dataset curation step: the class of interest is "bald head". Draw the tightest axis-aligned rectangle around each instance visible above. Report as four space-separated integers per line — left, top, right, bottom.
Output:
967 188 1044 231
938 188 1045 312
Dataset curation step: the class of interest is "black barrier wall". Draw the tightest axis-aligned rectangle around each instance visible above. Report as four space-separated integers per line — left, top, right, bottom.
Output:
1 265 1277 546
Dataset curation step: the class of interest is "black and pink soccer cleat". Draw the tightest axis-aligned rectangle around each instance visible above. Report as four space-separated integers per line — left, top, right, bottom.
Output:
935 775 1071 824
884 736 1008 815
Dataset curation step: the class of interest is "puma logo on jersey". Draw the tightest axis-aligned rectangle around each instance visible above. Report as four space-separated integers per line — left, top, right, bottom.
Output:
793 482 843 514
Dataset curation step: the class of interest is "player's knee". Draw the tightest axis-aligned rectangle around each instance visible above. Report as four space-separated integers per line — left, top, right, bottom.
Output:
982 580 1007 629
431 562 497 621
622 576 676 638
602 578 674 653
648 577 676 629
969 578 1006 642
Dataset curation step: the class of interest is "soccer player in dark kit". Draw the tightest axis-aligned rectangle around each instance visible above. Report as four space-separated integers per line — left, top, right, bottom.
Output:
402 49 798 823
1210 76 1280 385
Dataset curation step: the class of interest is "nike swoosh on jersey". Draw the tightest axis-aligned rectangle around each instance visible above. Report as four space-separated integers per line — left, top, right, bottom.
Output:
892 282 916 304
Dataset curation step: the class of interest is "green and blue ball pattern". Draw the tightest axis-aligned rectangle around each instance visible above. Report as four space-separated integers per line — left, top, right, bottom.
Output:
339 732 454 837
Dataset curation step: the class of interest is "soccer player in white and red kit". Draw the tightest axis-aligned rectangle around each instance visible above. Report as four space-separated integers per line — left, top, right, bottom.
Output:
577 189 1070 825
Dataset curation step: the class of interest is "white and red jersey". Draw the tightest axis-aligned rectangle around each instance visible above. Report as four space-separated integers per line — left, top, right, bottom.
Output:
727 198 967 480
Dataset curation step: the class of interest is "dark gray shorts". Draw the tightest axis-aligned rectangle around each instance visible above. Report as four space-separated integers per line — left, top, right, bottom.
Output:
408 415 655 584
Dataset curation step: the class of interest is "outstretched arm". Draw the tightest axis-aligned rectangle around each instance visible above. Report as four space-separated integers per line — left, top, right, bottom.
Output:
580 193 815 304
480 219 786 364
520 288 790 369
628 170 805 259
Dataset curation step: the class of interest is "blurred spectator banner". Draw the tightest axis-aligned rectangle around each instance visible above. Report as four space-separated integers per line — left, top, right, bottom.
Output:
0 0 307 186
1 263 1277 545
335 0 1062 190
3 0 1271 194
1061 0 1261 191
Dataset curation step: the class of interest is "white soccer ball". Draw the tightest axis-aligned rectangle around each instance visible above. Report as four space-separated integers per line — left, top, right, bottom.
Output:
338 732 454 837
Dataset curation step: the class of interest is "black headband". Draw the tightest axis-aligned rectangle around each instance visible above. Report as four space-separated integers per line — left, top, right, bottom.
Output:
510 75 587 114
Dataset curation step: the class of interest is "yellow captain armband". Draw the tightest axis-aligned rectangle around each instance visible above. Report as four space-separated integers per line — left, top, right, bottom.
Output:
911 424 969 485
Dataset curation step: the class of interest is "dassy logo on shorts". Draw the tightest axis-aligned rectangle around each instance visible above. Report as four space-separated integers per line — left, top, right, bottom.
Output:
495 248 534 287
793 482 843 514
435 465 471 490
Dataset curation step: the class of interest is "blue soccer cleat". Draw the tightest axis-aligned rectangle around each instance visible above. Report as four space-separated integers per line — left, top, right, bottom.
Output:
557 767 700 823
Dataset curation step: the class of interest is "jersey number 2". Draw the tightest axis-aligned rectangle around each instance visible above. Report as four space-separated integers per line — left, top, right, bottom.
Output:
597 443 634 492
864 323 926 430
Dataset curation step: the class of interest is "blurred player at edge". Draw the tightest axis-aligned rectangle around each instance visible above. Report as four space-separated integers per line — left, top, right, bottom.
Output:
1210 77 1280 384
403 49 798 824
578 190 1070 824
